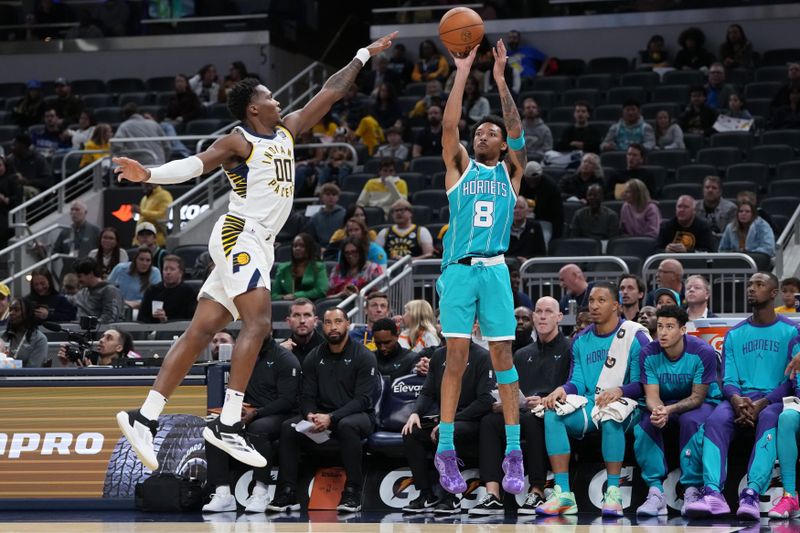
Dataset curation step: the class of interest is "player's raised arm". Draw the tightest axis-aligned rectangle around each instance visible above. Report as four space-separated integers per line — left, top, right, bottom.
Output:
492 39 526 191
442 46 477 190
282 32 398 138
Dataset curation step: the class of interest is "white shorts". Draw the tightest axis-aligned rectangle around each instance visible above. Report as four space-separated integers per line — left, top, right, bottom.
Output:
199 213 274 319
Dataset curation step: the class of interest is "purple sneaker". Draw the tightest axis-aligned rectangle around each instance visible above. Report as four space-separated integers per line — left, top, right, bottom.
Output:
685 487 730 517
736 488 761 521
501 450 525 495
434 450 467 494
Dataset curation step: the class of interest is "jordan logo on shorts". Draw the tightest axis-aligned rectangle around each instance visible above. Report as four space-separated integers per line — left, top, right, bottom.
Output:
233 251 251 273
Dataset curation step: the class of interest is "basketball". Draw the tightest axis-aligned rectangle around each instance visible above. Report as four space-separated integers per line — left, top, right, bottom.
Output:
438 7 484 56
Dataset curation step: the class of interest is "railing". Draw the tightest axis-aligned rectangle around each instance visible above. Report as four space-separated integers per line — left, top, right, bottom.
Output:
642 253 757 315
2 253 73 294
0 224 69 295
520 256 630 306
776 204 800 278
339 256 414 323
140 14 268 26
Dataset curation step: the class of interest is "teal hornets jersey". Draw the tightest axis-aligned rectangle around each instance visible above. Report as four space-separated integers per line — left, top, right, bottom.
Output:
641 335 722 404
564 319 650 399
722 315 800 397
441 159 516 268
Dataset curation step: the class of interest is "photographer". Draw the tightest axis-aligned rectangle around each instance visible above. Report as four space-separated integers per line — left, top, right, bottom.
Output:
57 327 134 367
2 297 48 367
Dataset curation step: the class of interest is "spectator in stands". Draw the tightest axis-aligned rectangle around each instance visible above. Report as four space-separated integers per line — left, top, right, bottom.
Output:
372 317 417 380
280 298 323 364
209 329 235 361
65 8 103 39
7 133 51 194
133 222 167 271
409 80 444 121
512 306 533 352
639 34 669 67
771 62 800 114
32 107 71 157
506 29 548 81
375 126 408 162
52 200 102 259
202 335 301 514
69 258 122 323
644 258 685 307
557 100 601 154
674 27 715 70
0 284 9 328
338 218 387 267
508 262 534 310
719 24 754 69
50 78 83 125
328 204 375 248
78 123 113 168
769 87 800 130
570 184 619 240
25 267 76 323
360 53 402 97
273 233 329 302
558 263 592 314
0 155 21 250
607 143 656 200
114 103 168 165
775 277 800 314
350 291 390 350
357 158 408 216
560 153 604 203
411 39 449 84
658 195 713 253
704 63 737 111
2 297 48 368
217 61 250 104
370 82 403 131
461 77 490 128
12 80 45 129
132 182 172 247
685 274 715 321
680 86 718 137
388 43 413 86
308 183 346 246
138 255 197 323
88 227 127 277
268 308 377 514
695 175 737 248
61 274 78 296
399 299 440 353
620 178 661 238
331 84 367 131
737 189 778 237
31 0 70 39
376 199 434 260
400 341 493 514
654 109 685 150
519 161 564 239
70 110 96 149
189 64 220 106
326 237 383 299
412 104 443 158
718 199 776 258
601 99 655 153
166 74 203 126
508 195 547 261
521 98 553 160
619 274 645 321
293 130 325 197
55 327 133 367
638 305 657 338
315 129 354 186
723 93 753 122
108 246 162 311
654 287 681 310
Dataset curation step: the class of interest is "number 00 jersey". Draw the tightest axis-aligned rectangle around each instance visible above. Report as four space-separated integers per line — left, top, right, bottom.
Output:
441 159 516 268
223 125 295 235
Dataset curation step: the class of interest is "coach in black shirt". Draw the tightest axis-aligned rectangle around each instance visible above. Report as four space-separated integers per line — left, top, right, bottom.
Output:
269 308 377 514
280 298 324 365
372 317 418 381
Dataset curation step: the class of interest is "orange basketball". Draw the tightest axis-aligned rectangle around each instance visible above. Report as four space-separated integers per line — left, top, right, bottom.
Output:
438 7 484 56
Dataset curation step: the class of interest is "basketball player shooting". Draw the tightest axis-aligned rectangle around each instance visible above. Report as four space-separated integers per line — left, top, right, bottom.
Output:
434 39 527 495
113 31 398 471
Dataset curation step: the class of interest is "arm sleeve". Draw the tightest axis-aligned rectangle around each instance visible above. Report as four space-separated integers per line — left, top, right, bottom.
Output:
434 56 450 80
644 204 661 238
146 156 204 185
271 266 287 299
752 220 776 256
49 295 77 322
330 353 378 423
768 336 800 403
722 334 743 400
542 127 554 152
718 225 734 252
642 124 656 151
418 227 433 246
698 344 718 385
259 357 301 416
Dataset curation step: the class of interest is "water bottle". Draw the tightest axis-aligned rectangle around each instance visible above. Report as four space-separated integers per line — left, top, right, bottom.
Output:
568 299 577 316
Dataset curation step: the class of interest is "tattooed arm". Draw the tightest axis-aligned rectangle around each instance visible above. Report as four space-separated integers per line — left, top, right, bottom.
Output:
492 39 526 193
282 31 398 138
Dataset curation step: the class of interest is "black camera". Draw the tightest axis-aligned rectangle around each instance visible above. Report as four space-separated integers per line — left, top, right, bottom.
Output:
48 316 100 364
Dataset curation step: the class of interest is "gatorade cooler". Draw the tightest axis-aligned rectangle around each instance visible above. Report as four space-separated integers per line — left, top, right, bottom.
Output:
689 317 748 353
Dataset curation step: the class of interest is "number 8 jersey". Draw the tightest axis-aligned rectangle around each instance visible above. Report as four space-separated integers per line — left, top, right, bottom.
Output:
223 125 295 235
441 159 516 268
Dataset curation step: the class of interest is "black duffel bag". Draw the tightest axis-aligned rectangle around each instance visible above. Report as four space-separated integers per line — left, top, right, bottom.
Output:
135 473 204 512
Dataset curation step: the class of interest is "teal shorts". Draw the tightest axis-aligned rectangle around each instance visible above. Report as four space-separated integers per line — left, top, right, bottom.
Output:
436 262 515 340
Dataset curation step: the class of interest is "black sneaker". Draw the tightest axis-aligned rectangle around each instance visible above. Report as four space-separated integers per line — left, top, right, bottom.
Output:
433 493 461 514
203 418 267 468
518 492 545 515
266 487 300 512
336 486 362 513
403 492 441 513
468 493 504 516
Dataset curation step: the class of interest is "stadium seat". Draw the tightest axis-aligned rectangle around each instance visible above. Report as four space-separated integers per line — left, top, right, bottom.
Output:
722 180 758 198
397 95 418 115
620 71 659 91
744 82 782 100
404 82 427 96
748 144 795 169
82 93 113 108
271 300 294 322
118 92 151 107
549 237 602 256
208 103 231 120
726 68 754 87
593 104 621 121
696 147 743 170
0 125 19 144
657 199 677 220
606 87 646 106
647 150 690 172
107 78 147 94
0 110 8 125
70 79 106 94
340 174 370 194
761 196 800 219
548 122 570 143
761 48 800 66
710 131 755 152
154 91 173 107
777 161 800 179
363 206 386 226
661 182 702 200
533 76 573 93
171 245 207 277
409 156 445 175
398 172 427 195
754 66 787 83
641 102 680 120
412 190 448 213
519 90 556 111
768 180 800 197
0 82 24 99
411 205 431 226
725 163 769 189
274 243 292 263
641 165 667 194
587 57 630 75
600 150 627 170
651 85 690 106
186 119 225 136
548 106 574 123
675 164 716 183
762 129 800 151
607 236 657 263
431 171 446 190
682 133 705 158
93 106 123 123
711 277 747 314
146 76 175 92
663 70 705 86
577 74 615 91
563 88 600 107
367 373 425 452
558 58 587 76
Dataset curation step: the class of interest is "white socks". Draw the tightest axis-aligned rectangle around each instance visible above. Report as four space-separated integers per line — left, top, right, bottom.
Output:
140 390 167 421
220 388 244 426
215 485 231 497
252 481 268 496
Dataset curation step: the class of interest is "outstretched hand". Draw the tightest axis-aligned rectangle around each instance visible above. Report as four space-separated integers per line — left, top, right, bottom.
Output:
492 38 508 82
450 44 478 71
112 157 150 183
366 31 399 57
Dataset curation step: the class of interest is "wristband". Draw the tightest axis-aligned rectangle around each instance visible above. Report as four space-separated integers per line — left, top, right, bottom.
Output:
507 131 525 151
355 48 371 66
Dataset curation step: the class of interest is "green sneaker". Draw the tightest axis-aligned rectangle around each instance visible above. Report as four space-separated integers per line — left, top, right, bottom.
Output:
535 485 578 516
602 485 624 517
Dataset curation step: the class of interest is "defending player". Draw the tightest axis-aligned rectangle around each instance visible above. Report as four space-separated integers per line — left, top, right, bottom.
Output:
633 305 721 516
434 40 527 495
113 32 398 471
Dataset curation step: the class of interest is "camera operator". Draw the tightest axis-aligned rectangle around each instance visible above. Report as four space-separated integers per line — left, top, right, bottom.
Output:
57 328 134 367
2 297 48 367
